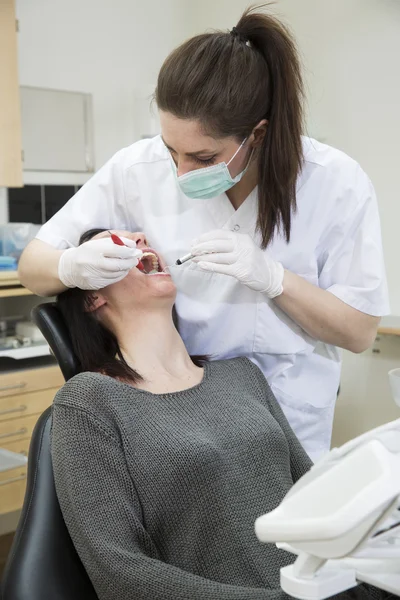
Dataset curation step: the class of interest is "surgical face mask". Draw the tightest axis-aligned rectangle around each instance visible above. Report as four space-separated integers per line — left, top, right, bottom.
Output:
171 138 252 200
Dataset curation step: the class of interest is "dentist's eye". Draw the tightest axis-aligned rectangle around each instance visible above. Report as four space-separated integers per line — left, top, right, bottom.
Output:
193 156 216 166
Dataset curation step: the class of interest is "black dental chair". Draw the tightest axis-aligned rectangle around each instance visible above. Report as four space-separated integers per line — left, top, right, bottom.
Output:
1 303 98 600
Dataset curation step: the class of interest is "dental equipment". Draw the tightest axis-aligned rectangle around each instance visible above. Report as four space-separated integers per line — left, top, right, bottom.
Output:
255 418 400 599
176 253 194 266
109 231 145 271
109 232 125 246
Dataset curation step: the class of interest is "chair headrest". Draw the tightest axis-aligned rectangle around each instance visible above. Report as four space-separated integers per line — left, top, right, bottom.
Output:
31 303 81 381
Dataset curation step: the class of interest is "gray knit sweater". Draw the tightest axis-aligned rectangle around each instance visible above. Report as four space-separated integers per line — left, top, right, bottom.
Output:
51 358 387 600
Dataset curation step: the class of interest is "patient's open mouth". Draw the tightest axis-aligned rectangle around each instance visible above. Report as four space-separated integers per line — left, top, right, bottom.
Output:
138 249 165 275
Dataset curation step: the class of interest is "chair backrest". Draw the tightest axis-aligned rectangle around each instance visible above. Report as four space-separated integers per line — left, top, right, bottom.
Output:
31 302 81 381
1 303 97 600
1 409 98 600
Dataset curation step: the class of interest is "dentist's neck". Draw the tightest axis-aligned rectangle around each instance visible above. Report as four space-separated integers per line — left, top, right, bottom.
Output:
226 159 258 210
112 307 201 388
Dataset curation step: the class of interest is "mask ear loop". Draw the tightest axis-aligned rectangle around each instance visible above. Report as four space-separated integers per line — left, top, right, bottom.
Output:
226 137 248 167
226 137 255 176
243 146 255 171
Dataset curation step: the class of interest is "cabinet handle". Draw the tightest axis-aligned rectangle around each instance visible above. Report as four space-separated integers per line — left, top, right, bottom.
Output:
0 428 27 440
0 474 26 486
0 405 27 416
0 382 27 392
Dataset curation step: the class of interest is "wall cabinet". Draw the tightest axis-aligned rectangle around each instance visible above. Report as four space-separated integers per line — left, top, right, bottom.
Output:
20 87 94 173
0 0 22 187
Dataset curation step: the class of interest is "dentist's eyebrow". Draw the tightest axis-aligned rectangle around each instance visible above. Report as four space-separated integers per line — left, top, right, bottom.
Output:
161 136 217 157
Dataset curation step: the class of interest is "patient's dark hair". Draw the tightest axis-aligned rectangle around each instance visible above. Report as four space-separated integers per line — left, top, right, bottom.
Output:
56 229 206 384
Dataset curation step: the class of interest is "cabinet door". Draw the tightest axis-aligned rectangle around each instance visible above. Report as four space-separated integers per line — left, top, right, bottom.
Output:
0 0 22 187
20 87 94 173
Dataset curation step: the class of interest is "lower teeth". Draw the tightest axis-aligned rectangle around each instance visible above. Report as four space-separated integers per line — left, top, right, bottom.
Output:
148 269 158 275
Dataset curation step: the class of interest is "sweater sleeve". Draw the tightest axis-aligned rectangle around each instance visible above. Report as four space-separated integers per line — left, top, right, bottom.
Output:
245 360 313 482
51 403 289 600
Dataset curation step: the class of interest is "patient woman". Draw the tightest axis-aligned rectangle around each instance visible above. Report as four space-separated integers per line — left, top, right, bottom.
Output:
51 229 385 600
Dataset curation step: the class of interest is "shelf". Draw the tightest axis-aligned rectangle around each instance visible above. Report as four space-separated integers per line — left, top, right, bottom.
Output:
377 317 400 337
0 271 33 298
0 288 33 298
0 344 50 360
0 271 20 286
0 448 27 473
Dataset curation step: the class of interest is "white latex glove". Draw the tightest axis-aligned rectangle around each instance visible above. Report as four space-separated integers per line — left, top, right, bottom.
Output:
58 236 143 290
191 230 284 298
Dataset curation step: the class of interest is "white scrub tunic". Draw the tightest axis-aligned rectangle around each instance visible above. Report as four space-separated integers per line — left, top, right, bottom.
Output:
36 135 390 461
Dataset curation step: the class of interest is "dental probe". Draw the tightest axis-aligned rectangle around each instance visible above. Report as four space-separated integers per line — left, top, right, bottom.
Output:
175 253 194 266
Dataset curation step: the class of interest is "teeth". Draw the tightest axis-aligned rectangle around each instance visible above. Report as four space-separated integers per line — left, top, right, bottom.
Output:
141 251 159 274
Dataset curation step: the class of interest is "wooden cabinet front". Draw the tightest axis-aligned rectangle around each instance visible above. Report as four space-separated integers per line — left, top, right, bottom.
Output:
0 0 22 187
0 365 63 516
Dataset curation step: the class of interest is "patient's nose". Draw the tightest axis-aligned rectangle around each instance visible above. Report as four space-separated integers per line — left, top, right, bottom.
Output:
132 232 148 248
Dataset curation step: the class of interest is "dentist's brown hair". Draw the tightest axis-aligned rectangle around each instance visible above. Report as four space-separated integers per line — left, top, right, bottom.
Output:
156 4 304 248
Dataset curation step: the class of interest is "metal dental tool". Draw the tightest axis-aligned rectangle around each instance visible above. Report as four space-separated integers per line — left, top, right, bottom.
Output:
175 253 194 266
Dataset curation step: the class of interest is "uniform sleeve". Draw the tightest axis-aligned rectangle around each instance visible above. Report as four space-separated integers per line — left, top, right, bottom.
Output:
36 149 136 249
51 403 288 600
317 167 390 317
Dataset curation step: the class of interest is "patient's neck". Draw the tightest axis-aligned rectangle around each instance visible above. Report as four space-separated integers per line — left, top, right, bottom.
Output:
112 308 203 393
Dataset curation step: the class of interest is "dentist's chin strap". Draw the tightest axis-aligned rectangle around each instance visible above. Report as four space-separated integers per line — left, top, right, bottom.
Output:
255 418 400 599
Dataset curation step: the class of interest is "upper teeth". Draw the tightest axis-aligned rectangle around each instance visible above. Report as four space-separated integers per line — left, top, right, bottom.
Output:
142 251 159 273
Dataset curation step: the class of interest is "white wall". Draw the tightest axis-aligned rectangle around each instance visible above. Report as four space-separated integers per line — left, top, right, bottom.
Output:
0 0 192 223
4 0 400 442
190 0 400 441
191 0 400 315
15 0 191 169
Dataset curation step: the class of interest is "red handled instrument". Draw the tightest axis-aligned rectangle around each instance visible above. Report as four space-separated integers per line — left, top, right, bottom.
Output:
109 232 145 271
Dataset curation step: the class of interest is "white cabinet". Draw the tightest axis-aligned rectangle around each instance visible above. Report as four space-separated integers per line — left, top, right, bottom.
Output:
20 87 94 173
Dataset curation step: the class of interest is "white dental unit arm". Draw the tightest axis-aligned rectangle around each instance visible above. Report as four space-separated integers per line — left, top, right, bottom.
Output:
255 418 400 599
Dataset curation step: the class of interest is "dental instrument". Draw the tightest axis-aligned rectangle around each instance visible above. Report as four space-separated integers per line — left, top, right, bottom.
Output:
255 417 400 599
175 253 194 266
109 231 145 271
109 232 125 246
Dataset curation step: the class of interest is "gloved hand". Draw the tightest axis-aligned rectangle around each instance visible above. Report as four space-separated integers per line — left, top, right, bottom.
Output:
58 237 143 290
191 229 284 298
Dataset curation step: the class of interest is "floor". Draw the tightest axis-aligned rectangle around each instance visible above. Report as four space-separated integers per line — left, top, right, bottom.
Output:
0 532 14 579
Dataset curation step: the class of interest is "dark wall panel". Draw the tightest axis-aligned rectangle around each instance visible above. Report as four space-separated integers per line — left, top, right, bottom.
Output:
8 186 42 224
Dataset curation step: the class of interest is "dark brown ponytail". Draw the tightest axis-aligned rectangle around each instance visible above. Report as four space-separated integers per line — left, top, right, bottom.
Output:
156 5 304 247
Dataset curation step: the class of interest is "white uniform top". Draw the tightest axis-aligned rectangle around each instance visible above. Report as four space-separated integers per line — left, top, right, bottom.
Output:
37 135 390 460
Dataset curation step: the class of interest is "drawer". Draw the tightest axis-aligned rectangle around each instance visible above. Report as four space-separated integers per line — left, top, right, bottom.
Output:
0 366 63 399
0 464 27 516
0 414 42 444
2 437 31 457
0 387 57 422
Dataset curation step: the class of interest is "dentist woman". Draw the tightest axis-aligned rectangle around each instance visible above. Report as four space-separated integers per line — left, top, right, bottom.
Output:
18 7 389 460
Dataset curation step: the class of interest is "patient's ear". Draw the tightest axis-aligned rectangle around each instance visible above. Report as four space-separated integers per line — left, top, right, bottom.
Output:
84 292 107 313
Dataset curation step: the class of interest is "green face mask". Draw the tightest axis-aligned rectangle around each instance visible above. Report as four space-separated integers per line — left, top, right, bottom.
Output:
172 138 252 200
